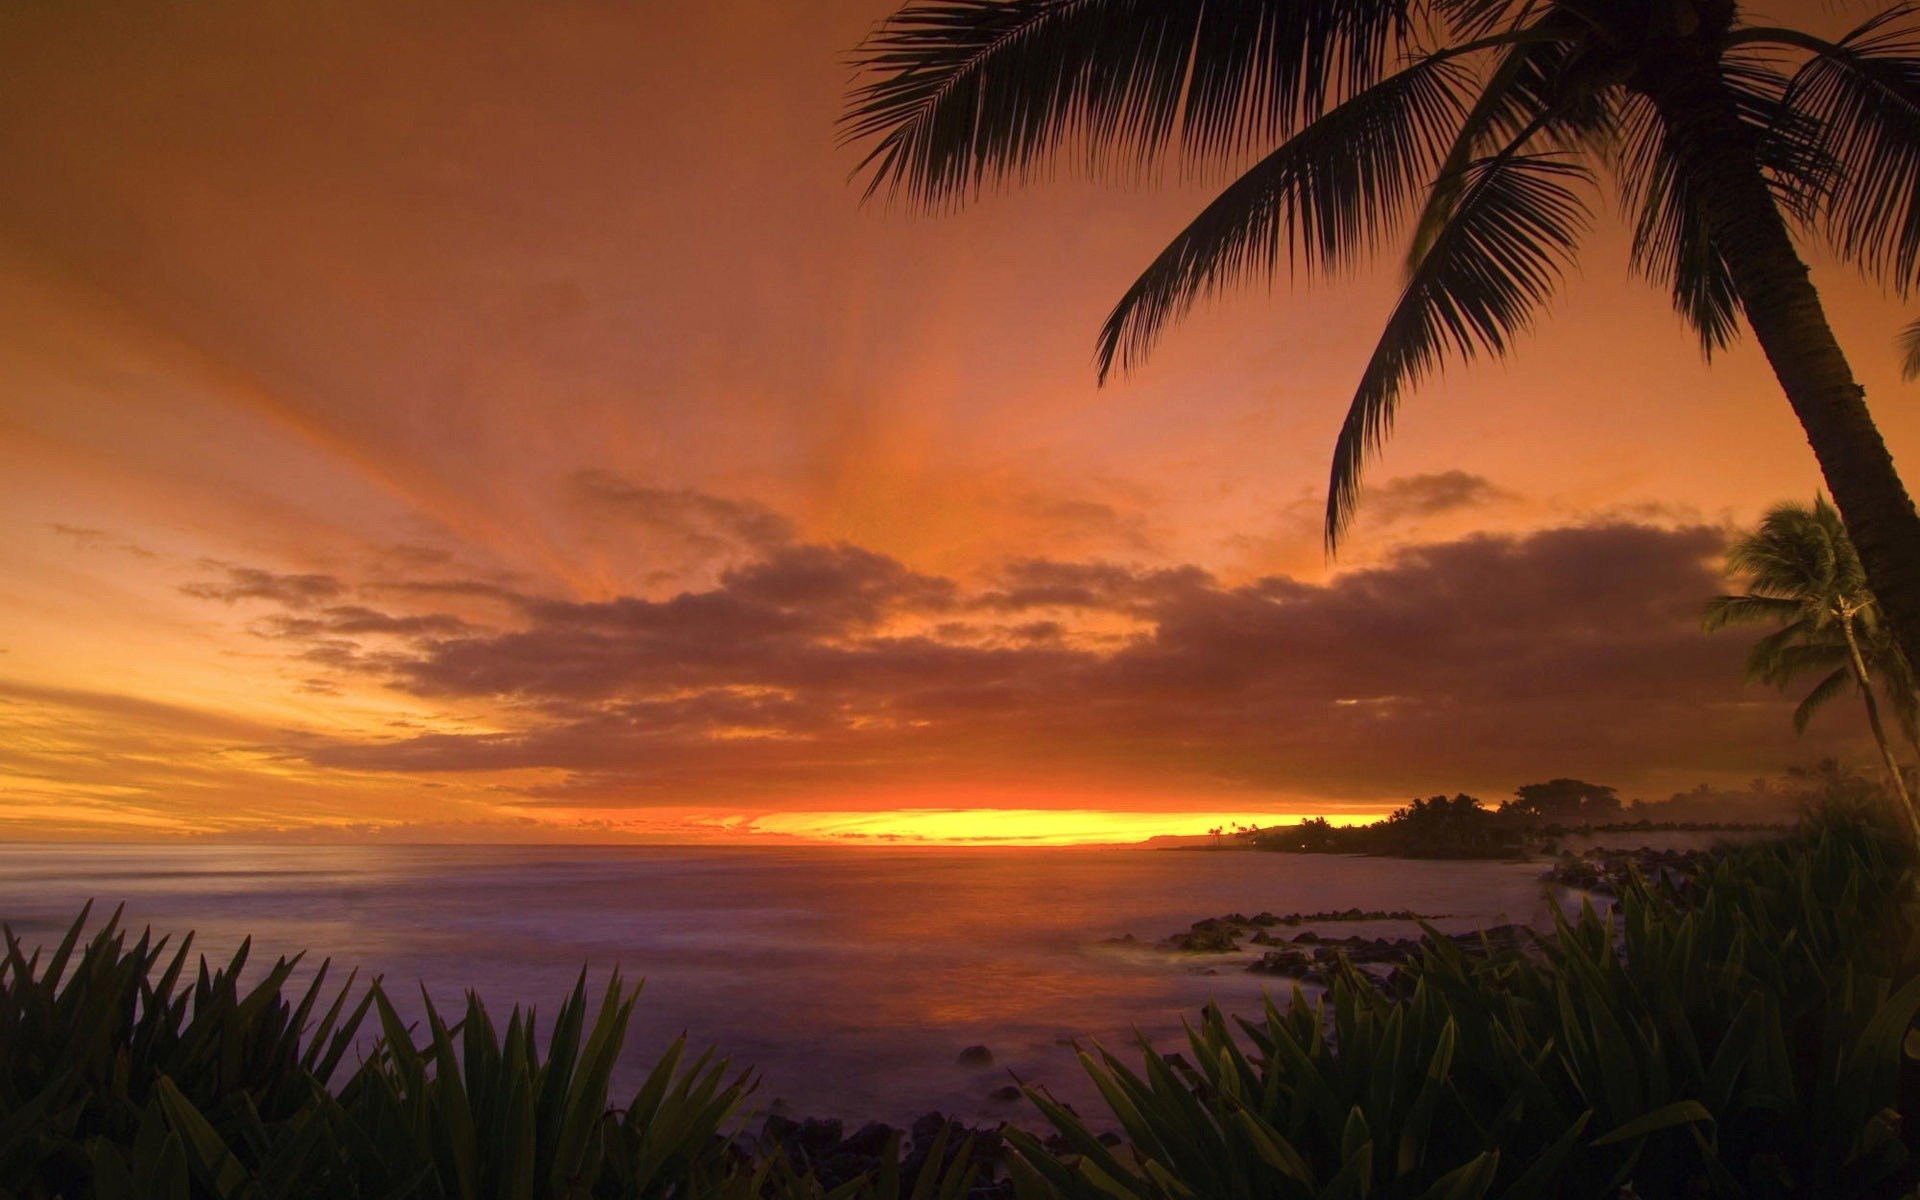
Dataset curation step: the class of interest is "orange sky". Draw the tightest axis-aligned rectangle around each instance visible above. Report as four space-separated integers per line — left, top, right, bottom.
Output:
1 0 1916 843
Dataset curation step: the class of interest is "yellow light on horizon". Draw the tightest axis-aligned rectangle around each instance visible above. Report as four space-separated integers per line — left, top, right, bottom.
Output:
741 807 1386 847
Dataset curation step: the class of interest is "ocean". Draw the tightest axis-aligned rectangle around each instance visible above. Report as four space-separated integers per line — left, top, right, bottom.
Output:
0 843 1557 1128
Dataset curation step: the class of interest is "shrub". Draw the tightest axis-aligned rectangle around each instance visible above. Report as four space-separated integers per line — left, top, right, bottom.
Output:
1007 816 1920 1198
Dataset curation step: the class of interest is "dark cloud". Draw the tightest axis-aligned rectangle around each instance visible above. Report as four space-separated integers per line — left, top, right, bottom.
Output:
182 565 347 607
285 520 1851 805
262 605 472 639
975 560 1215 615
572 470 796 553
1365 471 1516 524
387 541 957 700
1017 494 1162 555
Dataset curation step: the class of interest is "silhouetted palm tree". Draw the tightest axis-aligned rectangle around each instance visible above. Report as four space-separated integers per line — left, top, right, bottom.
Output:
1902 317 1920 380
844 1 1920 673
1705 496 1919 833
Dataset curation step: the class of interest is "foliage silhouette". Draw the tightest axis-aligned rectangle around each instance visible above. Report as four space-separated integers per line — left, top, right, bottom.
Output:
843 0 1920 685
1706 495 1920 838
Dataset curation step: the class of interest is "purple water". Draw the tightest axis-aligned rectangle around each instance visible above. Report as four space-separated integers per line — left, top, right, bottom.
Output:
0 843 1556 1128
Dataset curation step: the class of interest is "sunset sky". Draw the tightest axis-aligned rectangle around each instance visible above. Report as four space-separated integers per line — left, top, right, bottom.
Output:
3 0 1917 844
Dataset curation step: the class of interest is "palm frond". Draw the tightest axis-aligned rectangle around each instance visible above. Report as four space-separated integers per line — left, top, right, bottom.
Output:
1750 636 1849 688
1326 152 1589 548
1719 498 1863 605
843 0 1416 206
1613 47 1828 357
1901 315 1920 379
1780 4 1920 293
1615 95 1740 356
1702 592 1803 631
1095 54 1475 380
1792 666 1856 734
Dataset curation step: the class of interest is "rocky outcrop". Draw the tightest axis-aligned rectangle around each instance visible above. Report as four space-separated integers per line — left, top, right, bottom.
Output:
758 1111 1012 1199
1159 908 1451 953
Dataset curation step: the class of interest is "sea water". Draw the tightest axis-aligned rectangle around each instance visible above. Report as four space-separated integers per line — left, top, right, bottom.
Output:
0 843 1556 1127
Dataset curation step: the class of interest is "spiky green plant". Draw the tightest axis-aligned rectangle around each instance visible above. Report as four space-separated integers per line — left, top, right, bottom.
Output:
1005 816 1920 1199
3 905 968 1200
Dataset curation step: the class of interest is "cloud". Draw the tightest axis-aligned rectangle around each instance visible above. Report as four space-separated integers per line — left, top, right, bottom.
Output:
1015 494 1163 556
278 518 1847 807
392 541 961 700
261 605 471 638
572 470 796 553
48 524 156 558
182 565 347 608
1364 472 1517 524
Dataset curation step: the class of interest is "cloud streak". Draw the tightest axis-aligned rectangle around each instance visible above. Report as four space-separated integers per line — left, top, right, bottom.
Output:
202 514 1848 810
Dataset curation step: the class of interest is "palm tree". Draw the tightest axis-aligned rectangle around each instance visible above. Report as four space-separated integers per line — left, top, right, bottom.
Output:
1705 496 1920 836
843 0 1920 675
1902 317 1920 380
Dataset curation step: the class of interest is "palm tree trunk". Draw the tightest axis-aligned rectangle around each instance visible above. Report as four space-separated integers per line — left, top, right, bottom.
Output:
1838 614 1920 837
1642 62 1920 718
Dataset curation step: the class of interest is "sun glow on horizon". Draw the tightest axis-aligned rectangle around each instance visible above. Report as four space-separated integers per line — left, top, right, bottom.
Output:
736 807 1387 847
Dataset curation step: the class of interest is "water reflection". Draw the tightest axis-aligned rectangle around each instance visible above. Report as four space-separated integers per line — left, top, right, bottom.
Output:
0 843 1550 1125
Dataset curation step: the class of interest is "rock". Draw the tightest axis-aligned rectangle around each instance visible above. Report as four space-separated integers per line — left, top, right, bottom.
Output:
911 1112 950 1144
957 1044 994 1066
1379 966 1416 999
798 1117 843 1151
1097 1131 1123 1147
1249 930 1278 945
1292 930 1320 944
843 1122 894 1158
1248 949 1316 976
761 1114 800 1144
989 1084 1022 1102
1170 926 1240 953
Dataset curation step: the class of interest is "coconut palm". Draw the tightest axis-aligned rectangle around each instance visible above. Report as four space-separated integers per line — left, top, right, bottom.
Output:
843 0 1920 674
1705 496 1920 835
1902 316 1920 379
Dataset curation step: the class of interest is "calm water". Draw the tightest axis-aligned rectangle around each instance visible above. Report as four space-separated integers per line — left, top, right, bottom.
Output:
0 844 1557 1128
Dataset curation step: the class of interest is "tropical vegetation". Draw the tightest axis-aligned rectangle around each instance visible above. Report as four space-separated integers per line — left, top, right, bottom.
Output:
842 0 1920 686
5 809 1917 1197
1015 808 1920 1199
1707 495 1920 839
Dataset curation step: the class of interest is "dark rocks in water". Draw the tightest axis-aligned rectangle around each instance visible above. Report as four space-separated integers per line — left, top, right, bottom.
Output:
843 1121 894 1158
1291 930 1320 944
1249 930 1278 946
957 1044 994 1066
1169 925 1240 953
1096 1131 1123 1147
1248 949 1318 976
1102 933 1137 944
1449 923 1532 954
761 1114 800 1144
1246 922 1538 984
988 1084 1022 1102
798 1117 844 1151
1379 966 1417 1000
1544 847 1713 898
911 1112 949 1144
761 1110 1013 1197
